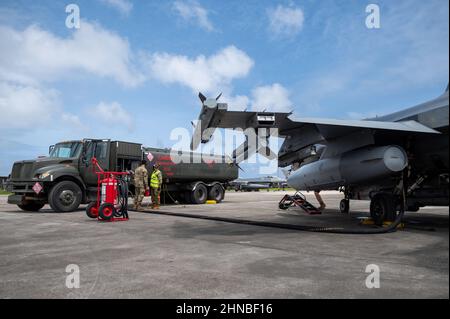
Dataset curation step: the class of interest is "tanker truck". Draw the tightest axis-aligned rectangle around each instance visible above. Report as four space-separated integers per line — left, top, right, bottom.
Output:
143 147 238 205
6 139 239 212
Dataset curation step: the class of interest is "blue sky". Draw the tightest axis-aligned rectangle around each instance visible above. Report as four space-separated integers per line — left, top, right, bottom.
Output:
0 0 448 177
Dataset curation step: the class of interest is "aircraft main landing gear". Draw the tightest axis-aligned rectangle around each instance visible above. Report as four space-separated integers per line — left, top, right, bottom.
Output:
369 193 397 226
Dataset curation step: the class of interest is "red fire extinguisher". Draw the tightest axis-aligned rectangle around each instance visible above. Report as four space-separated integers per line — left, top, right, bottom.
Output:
101 175 118 205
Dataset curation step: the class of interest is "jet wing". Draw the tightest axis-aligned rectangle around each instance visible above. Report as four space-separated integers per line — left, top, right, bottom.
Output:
191 107 439 148
190 94 441 165
288 117 440 139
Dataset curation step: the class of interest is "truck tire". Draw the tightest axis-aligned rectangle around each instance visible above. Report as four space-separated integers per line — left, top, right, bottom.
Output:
208 184 224 203
49 181 83 212
191 184 208 204
18 202 45 212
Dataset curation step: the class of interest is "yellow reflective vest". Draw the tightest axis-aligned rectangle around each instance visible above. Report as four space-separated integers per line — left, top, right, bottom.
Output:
150 169 162 189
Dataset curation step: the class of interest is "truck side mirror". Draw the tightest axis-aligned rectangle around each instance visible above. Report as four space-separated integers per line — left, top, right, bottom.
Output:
82 153 89 166
49 145 55 155
81 147 89 166
81 142 91 167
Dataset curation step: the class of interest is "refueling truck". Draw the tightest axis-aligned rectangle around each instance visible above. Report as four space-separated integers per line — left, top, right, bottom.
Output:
6 139 239 212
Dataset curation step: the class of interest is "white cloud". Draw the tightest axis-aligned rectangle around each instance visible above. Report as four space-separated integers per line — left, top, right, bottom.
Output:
0 81 90 134
222 94 250 111
61 112 86 130
88 101 134 131
0 81 59 129
173 0 214 32
99 0 133 16
147 45 254 94
251 83 292 112
0 21 145 138
0 21 144 88
267 5 304 38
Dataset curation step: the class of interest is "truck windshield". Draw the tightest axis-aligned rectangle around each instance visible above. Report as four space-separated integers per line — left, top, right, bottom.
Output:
49 142 82 158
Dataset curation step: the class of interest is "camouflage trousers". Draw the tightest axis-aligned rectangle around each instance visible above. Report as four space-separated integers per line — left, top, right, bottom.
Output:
134 187 145 208
151 187 160 206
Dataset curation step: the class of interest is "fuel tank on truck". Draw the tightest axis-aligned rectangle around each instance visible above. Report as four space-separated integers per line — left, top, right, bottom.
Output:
143 148 239 183
287 145 408 190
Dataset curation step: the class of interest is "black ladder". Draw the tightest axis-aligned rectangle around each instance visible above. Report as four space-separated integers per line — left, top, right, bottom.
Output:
278 192 321 214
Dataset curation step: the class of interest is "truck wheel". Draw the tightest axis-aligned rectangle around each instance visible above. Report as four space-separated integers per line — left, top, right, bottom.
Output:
86 202 98 219
49 181 83 212
208 184 224 203
370 193 396 226
99 203 115 221
191 184 208 204
18 202 45 212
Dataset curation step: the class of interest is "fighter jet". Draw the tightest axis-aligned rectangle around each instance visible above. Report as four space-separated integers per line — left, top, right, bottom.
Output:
192 86 449 224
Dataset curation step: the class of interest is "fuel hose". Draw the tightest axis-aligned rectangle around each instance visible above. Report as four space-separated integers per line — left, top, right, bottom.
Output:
115 178 129 218
146 206 404 234
144 177 406 234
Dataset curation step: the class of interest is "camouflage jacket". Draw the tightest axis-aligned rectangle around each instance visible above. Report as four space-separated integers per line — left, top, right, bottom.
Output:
134 165 149 188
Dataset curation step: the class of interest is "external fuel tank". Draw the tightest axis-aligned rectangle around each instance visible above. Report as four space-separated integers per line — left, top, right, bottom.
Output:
287 145 408 190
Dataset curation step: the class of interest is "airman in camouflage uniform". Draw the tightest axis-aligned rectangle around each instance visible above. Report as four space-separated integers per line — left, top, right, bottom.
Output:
133 160 149 211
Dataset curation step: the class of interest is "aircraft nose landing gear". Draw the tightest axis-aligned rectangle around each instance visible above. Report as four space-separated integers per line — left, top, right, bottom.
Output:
340 199 350 214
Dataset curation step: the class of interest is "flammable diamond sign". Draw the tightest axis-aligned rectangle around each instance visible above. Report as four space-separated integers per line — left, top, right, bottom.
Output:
32 182 43 194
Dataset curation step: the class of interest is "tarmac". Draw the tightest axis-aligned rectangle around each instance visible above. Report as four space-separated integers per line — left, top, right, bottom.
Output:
0 191 448 299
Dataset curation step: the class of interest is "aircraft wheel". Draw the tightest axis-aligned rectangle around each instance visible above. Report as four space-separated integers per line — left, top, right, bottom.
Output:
370 193 396 226
340 199 350 214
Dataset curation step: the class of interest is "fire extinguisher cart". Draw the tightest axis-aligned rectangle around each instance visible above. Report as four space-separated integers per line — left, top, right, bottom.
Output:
86 157 130 222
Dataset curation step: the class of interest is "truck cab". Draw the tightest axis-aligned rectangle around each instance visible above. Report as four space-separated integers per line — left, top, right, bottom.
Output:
7 139 143 212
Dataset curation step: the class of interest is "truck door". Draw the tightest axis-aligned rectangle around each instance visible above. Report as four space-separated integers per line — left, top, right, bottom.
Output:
80 140 111 187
